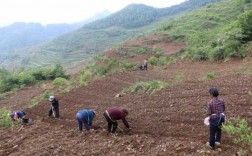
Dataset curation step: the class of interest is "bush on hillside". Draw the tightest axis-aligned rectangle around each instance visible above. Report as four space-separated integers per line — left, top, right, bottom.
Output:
0 64 68 93
32 64 68 81
0 74 20 92
18 72 36 85
123 80 168 94
122 62 135 71
0 109 21 128
53 77 69 86
149 56 159 65
238 9 252 42
80 69 93 85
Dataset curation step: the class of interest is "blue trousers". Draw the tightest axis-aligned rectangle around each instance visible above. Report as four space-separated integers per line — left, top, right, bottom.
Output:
76 113 90 131
209 115 225 148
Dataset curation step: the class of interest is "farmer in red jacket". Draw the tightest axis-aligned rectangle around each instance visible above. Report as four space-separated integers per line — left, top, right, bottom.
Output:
104 108 130 133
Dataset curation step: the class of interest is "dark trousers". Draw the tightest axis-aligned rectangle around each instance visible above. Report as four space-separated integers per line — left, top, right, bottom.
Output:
209 115 225 148
104 112 118 133
76 113 90 131
144 65 147 70
48 107 60 118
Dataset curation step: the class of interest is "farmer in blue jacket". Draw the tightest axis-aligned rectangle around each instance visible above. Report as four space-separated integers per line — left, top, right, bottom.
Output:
76 109 96 131
10 111 32 125
10 111 26 121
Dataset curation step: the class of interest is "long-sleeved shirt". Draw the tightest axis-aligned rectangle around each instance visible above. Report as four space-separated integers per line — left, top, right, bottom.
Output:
207 97 225 116
51 99 59 109
10 111 26 120
76 109 95 125
107 108 129 128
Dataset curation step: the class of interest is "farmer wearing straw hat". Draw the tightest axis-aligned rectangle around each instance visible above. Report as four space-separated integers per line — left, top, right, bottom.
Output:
206 88 225 150
104 108 130 133
48 95 60 118
76 109 96 131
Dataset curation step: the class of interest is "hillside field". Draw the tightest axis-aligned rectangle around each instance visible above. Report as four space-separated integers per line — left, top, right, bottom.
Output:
0 50 252 155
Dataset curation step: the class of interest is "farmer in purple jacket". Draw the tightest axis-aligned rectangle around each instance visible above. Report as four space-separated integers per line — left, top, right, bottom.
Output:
104 108 130 133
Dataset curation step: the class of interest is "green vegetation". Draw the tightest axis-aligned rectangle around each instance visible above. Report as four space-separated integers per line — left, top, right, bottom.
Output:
0 108 21 128
53 77 73 93
29 90 53 107
175 73 184 82
0 0 223 70
158 0 252 61
123 80 169 94
148 56 175 66
223 117 252 152
53 77 69 86
234 68 252 75
79 54 138 85
0 64 68 93
86 0 221 29
205 71 215 80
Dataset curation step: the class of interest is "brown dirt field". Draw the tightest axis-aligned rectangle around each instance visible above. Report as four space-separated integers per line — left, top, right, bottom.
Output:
0 86 44 111
1 59 252 156
105 34 186 64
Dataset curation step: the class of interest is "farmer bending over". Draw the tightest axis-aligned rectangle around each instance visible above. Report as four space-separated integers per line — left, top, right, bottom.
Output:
76 109 96 131
10 111 32 125
104 108 130 133
10 111 26 121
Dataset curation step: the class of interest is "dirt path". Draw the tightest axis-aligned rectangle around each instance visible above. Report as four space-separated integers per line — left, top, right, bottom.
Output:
1 59 252 156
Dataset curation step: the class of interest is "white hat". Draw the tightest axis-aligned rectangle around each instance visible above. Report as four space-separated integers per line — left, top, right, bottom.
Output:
49 96 55 101
204 116 210 126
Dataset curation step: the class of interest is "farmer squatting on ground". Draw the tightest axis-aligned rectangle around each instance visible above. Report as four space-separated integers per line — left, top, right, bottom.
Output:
104 108 130 133
206 87 225 150
76 109 96 132
9 111 32 125
48 95 60 118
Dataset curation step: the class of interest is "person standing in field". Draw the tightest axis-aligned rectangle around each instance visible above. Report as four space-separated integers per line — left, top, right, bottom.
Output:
143 59 148 70
48 95 60 118
206 88 225 150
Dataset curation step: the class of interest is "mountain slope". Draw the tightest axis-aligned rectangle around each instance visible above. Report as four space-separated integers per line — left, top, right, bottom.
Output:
156 0 252 60
85 0 221 29
0 11 111 53
0 22 81 52
0 0 222 70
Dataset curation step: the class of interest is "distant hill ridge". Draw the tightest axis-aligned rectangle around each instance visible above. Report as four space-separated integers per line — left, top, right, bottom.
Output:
0 0 223 70
0 10 111 52
85 0 221 29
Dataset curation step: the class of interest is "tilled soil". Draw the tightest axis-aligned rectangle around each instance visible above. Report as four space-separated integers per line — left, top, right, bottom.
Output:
1 59 252 156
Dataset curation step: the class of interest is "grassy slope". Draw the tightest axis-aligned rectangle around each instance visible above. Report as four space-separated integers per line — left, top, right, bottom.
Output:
155 0 252 60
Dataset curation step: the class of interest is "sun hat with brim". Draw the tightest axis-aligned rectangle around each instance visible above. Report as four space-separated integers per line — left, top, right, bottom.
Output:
49 96 55 101
204 116 210 126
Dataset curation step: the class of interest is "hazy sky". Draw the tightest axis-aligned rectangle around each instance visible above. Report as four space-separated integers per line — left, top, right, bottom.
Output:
0 0 185 26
